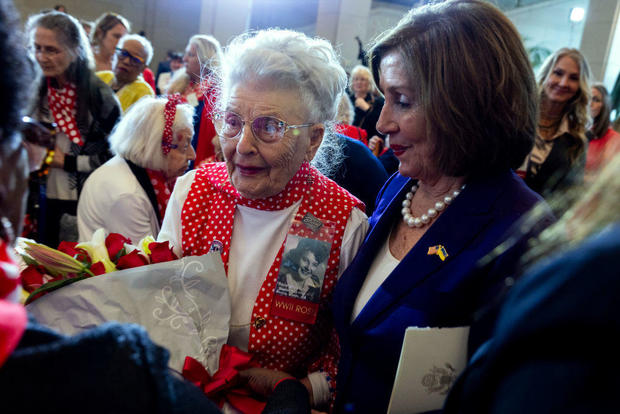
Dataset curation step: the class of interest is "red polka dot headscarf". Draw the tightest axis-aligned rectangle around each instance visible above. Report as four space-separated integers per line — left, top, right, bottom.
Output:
161 93 185 155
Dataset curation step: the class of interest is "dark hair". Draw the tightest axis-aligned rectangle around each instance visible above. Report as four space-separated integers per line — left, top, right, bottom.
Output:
91 12 130 47
284 238 330 268
1 0 34 136
591 83 612 139
170 52 183 61
369 0 537 178
1 0 35 241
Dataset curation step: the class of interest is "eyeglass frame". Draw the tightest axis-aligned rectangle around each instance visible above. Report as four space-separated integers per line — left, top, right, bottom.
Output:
212 110 314 143
115 47 145 66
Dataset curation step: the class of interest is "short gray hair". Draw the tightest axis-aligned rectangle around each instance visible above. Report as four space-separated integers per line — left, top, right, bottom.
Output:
26 11 94 71
109 96 194 170
217 29 347 176
118 33 153 65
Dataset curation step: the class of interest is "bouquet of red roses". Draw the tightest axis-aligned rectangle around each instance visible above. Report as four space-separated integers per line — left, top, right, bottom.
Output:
17 229 177 304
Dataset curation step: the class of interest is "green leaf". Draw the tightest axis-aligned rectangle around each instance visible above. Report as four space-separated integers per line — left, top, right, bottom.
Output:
24 276 87 305
21 254 38 267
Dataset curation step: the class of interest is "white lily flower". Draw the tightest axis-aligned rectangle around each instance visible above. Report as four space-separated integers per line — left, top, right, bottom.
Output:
76 228 117 273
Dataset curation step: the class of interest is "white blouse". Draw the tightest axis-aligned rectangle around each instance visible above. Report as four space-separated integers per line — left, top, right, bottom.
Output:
351 234 399 321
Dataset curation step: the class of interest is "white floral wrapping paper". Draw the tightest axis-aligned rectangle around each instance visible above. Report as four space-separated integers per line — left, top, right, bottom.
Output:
26 253 230 374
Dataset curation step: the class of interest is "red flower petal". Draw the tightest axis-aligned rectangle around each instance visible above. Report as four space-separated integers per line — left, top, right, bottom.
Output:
116 250 149 270
148 241 178 264
57 241 90 263
105 233 132 261
89 261 107 276
20 265 47 293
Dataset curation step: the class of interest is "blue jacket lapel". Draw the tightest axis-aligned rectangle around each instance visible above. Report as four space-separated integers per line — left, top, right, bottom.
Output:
349 172 508 332
334 175 411 331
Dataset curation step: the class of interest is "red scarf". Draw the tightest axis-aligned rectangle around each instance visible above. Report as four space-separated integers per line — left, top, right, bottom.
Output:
0 240 27 368
47 79 83 146
146 169 173 224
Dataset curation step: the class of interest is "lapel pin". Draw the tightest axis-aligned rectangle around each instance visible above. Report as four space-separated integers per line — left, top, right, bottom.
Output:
427 245 448 261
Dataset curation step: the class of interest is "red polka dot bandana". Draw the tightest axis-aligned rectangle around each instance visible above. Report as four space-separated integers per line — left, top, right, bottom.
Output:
146 168 173 225
47 80 83 146
162 94 185 155
180 161 364 380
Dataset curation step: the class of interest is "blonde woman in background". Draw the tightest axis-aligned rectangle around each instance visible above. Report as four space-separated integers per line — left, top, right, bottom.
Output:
518 48 591 197
348 65 384 151
166 35 222 165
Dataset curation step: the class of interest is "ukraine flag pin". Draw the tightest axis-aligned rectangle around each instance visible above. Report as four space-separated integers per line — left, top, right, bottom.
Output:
427 245 449 261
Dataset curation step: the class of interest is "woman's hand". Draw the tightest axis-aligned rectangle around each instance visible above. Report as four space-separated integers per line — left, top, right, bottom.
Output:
238 367 295 397
50 147 65 168
354 97 370 112
368 135 384 156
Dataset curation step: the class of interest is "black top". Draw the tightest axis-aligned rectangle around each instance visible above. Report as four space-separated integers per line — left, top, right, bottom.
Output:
524 133 585 197
349 93 385 139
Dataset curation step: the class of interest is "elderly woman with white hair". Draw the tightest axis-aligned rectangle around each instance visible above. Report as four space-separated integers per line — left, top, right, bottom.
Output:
77 96 195 244
158 29 368 411
27 11 121 247
167 34 222 165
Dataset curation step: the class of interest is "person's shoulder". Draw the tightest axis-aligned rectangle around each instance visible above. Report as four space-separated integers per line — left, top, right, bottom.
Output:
95 70 114 84
134 76 155 95
496 222 620 336
476 169 545 214
88 71 122 114
82 157 137 193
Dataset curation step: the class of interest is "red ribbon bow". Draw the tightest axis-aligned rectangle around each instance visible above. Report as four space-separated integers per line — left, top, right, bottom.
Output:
182 344 266 413
161 93 185 154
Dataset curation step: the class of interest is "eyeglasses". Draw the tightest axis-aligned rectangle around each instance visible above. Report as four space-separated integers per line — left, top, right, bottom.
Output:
212 111 313 143
115 48 145 66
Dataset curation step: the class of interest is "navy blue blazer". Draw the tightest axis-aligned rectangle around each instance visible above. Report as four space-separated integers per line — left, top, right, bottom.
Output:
443 222 620 414
332 170 547 414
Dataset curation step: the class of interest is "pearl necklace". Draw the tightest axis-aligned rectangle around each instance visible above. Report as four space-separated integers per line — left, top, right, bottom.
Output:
401 183 465 228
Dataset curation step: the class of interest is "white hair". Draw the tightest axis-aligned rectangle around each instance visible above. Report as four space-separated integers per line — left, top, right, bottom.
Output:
167 34 222 94
109 96 194 170
217 29 347 177
336 94 355 125
118 33 153 65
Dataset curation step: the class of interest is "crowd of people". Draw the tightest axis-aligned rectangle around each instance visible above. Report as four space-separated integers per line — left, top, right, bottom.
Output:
2 0 620 413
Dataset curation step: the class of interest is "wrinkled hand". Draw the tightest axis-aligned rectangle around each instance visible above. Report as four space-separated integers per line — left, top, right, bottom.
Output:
354 97 370 111
50 147 65 168
238 367 293 397
368 135 384 154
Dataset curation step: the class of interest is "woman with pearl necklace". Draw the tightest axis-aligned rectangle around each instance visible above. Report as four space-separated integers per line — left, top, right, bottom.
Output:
331 2 554 413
